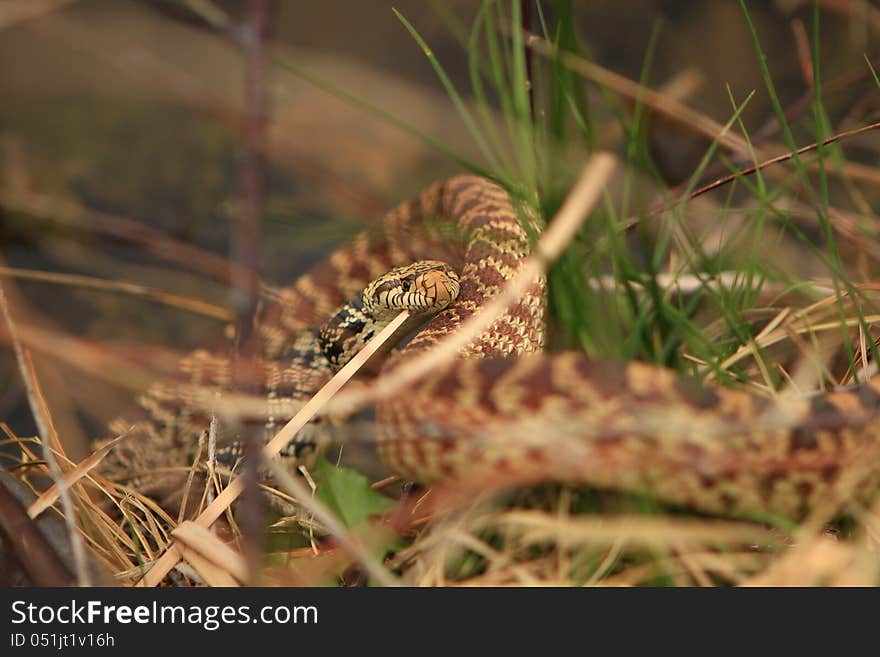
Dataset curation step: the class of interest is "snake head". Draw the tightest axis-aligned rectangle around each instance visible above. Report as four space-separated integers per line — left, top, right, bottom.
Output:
363 260 460 317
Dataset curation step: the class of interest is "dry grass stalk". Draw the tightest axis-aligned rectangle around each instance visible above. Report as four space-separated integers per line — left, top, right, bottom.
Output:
27 433 126 518
743 536 878 586
0 320 164 394
484 511 780 549
177 545 240 587
172 521 249 583
400 498 789 587
0 265 232 321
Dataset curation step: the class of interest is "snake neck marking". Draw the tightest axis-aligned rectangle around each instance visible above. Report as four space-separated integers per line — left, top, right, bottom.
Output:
317 260 460 369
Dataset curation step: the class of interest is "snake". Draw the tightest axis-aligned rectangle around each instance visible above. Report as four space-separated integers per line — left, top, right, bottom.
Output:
104 175 880 522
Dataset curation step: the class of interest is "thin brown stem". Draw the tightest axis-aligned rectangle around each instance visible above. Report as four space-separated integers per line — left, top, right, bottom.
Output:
233 0 273 585
686 121 880 202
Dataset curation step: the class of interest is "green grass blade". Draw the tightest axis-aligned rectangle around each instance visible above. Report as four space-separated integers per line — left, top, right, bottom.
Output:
393 8 506 179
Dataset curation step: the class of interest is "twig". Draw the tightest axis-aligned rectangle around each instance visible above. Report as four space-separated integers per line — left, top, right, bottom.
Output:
620 121 880 235
686 121 880 202
233 0 273 582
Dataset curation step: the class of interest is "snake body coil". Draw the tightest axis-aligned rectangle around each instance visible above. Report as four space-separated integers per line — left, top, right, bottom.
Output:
111 176 880 520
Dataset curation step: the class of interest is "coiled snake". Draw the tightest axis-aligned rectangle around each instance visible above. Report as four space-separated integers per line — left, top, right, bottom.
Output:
109 175 880 521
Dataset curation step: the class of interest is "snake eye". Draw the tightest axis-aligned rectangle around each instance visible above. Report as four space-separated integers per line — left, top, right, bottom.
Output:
401 280 411 292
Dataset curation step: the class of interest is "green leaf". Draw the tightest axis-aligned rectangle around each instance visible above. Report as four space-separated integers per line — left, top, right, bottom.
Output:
313 457 393 529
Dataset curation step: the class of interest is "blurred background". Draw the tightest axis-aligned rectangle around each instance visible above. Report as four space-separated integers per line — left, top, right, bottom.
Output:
1 0 878 460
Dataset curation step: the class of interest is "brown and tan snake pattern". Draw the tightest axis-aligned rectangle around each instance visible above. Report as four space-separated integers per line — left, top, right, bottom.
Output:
107 175 880 521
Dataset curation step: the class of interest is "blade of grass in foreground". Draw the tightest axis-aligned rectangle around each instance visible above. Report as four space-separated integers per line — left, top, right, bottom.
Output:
394 7 507 182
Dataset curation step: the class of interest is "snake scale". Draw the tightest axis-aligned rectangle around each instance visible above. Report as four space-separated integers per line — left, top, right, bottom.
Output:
106 175 880 522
